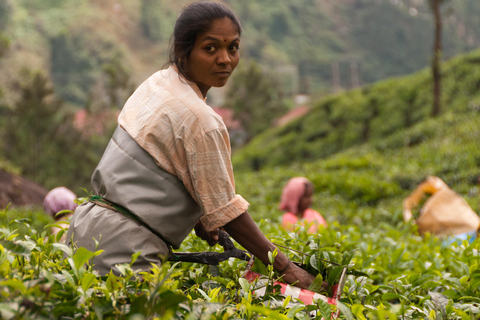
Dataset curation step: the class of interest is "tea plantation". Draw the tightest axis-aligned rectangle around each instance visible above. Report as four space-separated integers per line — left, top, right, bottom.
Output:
1 49 480 319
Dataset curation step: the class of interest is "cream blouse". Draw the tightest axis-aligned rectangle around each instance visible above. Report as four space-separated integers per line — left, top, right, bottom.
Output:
118 66 249 231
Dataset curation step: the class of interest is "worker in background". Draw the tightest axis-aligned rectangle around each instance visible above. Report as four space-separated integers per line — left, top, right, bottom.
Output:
43 186 77 242
402 176 480 244
280 177 328 234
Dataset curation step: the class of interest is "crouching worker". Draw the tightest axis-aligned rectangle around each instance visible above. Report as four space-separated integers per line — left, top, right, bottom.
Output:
402 176 480 244
280 177 328 234
44 186 78 242
65 1 314 289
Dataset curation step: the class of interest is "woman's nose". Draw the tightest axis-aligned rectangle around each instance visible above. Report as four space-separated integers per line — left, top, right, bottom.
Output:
217 50 231 64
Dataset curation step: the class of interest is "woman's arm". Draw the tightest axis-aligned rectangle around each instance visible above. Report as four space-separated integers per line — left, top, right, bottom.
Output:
223 211 315 289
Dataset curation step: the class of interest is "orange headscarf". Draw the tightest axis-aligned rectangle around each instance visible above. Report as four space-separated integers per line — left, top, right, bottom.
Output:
279 177 310 215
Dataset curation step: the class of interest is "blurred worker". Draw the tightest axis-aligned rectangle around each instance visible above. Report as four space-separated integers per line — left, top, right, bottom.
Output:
403 176 480 244
44 186 77 242
280 177 327 234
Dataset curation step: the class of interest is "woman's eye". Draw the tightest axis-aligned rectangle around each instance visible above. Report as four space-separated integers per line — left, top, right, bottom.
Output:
205 46 216 52
230 44 239 52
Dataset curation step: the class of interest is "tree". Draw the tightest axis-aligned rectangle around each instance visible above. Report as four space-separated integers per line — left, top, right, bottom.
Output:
102 56 135 109
140 0 175 42
0 31 9 151
224 60 288 144
428 0 450 117
0 31 9 59
2 69 99 190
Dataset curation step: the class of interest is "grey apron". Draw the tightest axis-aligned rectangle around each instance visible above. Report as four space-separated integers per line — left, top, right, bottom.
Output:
66 126 202 275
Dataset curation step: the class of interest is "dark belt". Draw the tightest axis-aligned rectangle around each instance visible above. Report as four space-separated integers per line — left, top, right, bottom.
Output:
88 195 173 249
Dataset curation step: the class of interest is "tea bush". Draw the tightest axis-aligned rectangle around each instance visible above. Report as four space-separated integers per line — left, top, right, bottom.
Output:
1 201 479 319
232 49 480 172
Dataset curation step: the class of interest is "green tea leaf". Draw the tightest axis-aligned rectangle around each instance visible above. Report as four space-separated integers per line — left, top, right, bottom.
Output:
0 240 30 256
328 266 345 287
0 279 26 294
382 293 408 302
337 301 354 320
73 247 95 270
458 296 480 303
316 299 331 320
307 273 324 293
52 243 73 257
81 273 96 292
130 250 142 265
239 277 251 293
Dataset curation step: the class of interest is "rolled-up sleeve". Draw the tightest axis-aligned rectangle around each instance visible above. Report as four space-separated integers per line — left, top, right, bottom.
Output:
188 128 249 231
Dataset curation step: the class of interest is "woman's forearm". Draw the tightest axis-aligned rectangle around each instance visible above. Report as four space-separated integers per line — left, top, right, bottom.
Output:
223 211 290 271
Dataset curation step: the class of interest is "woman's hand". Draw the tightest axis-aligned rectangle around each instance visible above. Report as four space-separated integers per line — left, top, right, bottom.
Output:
194 221 219 246
223 212 316 290
278 262 315 290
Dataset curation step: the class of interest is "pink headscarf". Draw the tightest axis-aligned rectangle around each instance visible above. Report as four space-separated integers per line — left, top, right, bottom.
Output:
43 187 78 219
279 177 310 215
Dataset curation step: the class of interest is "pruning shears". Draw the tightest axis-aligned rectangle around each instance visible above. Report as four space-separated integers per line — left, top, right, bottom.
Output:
168 229 251 265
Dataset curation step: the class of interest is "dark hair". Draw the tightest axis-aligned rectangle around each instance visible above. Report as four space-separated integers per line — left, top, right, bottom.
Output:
168 1 242 80
303 181 314 195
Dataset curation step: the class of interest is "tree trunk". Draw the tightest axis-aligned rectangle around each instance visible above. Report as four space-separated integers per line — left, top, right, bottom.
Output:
432 0 442 117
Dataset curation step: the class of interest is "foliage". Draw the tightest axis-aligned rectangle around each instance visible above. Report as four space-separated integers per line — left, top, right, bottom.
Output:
225 60 288 144
0 0 12 30
0 30 9 59
48 30 127 107
140 0 176 42
101 55 136 110
1 0 480 108
1 69 107 190
232 48 480 172
0 27 128 191
1 200 480 319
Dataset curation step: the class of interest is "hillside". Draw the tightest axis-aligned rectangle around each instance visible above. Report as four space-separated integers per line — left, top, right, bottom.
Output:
232 49 480 225
0 0 479 108
232 48 480 172
235 111 480 225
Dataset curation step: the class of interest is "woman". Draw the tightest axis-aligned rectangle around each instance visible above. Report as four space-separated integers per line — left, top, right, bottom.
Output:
66 1 313 289
280 177 327 233
44 186 78 242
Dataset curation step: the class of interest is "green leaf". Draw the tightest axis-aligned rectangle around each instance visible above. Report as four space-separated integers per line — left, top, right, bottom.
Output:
61 269 76 287
81 273 96 292
0 303 16 317
307 273 324 293
316 299 332 320
0 240 31 256
73 247 95 270
268 250 274 264
130 250 142 265
106 272 121 292
337 301 354 320
239 277 250 293
0 279 27 294
286 305 307 319
153 291 188 313
351 304 366 320
341 250 355 266
382 293 408 302
196 288 209 300
458 296 480 303
52 243 73 257
309 252 320 271
129 294 148 315
13 218 31 224
328 265 345 287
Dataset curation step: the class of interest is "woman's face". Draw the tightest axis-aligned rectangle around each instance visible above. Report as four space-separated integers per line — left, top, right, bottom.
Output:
298 184 313 213
184 18 240 97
